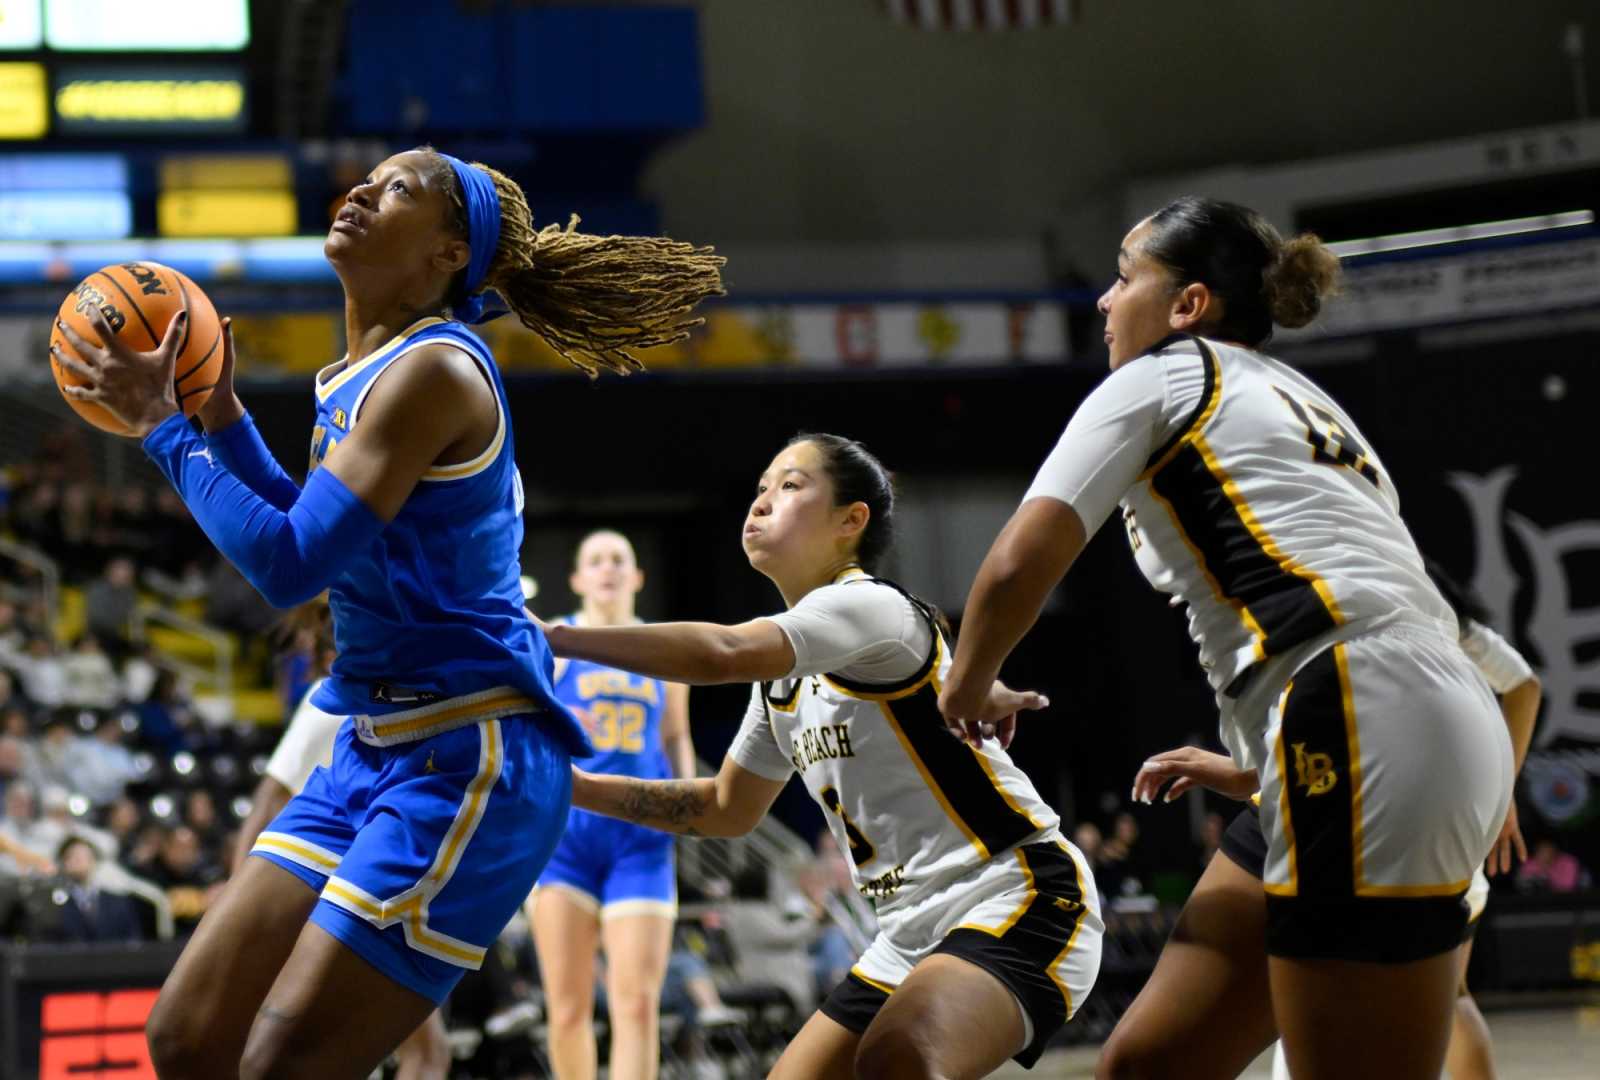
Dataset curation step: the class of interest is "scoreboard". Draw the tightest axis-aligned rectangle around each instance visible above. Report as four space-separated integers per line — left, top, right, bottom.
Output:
0 2 278 243
0 0 251 137
0 0 248 52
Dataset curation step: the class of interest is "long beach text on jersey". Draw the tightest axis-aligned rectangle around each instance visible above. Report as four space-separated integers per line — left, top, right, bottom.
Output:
761 579 1060 913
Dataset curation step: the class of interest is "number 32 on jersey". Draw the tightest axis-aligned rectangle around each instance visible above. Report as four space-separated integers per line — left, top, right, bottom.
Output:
584 701 645 752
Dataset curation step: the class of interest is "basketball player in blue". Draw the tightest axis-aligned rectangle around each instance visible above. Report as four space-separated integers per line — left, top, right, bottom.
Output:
530 530 694 1080
51 147 723 1078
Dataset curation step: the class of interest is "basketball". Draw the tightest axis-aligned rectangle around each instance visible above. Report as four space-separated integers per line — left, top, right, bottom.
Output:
49 262 224 435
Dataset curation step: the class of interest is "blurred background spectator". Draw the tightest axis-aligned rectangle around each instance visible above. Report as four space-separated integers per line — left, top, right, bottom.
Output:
84 557 138 662
42 835 141 944
1517 840 1592 895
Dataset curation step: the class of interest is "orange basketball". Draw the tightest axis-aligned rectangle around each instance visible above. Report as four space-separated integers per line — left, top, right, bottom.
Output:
49 262 224 436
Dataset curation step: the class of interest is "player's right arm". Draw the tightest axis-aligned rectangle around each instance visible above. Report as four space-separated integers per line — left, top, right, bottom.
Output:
942 353 1178 735
571 755 785 839
136 342 492 608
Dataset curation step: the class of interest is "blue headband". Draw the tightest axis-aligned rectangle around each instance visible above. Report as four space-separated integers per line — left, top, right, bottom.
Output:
438 153 502 324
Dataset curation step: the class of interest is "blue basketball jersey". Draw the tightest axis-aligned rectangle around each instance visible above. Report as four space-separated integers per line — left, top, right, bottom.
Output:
553 619 671 780
304 317 588 756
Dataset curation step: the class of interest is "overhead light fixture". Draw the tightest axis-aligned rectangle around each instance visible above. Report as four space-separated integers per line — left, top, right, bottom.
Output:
1325 210 1596 259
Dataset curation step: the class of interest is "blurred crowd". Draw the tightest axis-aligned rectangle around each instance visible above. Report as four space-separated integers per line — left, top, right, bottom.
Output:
0 656 262 943
0 435 307 947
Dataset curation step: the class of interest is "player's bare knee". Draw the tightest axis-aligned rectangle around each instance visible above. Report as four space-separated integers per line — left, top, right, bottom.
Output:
237 1003 306 1080
398 1032 451 1071
854 1025 940 1080
545 994 594 1032
238 1035 311 1080
1094 1032 1159 1080
144 992 211 1077
607 986 659 1029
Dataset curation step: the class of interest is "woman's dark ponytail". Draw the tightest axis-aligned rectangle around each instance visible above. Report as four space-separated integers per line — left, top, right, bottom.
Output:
790 432 957 643
1142 196 1341 346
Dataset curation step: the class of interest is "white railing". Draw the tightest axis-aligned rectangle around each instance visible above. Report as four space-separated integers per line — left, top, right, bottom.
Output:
0 536 60 643
130 604 234 699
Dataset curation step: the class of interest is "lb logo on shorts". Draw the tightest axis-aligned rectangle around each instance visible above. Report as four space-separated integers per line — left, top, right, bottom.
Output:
1292 742 1337 796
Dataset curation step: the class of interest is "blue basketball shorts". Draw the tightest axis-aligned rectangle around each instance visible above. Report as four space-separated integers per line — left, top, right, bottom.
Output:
250 713 571 1003
536 806 676 919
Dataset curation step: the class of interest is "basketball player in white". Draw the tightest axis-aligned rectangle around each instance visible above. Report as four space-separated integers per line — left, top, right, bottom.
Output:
1109 558 1539 1080
939 197 1513 1080
542 433 1103 1079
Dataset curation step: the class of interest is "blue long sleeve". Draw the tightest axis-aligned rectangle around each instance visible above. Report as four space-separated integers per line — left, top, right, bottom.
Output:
204 410 302 511
143 413 384 609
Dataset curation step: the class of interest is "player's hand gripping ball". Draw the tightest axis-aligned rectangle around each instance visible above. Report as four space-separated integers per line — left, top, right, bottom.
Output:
49 262 223 437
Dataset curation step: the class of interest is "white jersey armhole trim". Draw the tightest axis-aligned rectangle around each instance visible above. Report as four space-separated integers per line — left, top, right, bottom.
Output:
344 335 507 483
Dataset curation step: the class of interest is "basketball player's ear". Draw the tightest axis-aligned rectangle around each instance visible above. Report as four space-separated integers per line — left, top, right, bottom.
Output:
838 502 870 544
1168 281 1213 331
632 567 646 594
432 237 471 278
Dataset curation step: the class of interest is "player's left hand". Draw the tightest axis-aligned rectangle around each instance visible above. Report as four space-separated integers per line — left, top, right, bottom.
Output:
1132 746 1258 803
938 679 1049 749
1486 800 1527 877
52 306 185 438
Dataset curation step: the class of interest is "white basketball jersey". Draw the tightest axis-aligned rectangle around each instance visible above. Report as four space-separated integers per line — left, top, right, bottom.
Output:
1119 337 1454 696
759 585 1060 916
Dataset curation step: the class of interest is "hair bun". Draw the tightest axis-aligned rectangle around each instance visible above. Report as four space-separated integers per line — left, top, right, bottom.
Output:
1263 233 1340 329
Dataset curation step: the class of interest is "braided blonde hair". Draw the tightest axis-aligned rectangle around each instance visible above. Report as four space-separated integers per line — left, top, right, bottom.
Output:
425 150 725 376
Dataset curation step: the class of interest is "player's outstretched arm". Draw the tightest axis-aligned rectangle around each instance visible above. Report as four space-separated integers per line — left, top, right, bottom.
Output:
545 618 796 685
1131 746 1258 804
571 755 785 838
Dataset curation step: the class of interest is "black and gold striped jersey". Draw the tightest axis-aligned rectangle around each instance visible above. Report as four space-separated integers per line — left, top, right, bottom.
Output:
1118 337 1452 693
729 571 1060 915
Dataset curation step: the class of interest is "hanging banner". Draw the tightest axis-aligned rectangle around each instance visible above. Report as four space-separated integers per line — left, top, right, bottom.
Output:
1288 236 1600 339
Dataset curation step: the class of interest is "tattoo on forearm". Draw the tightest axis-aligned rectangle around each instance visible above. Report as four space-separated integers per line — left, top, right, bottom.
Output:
618 779 711 833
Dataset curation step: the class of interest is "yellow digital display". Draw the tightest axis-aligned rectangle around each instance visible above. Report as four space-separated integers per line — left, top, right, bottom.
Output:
158 190 298 238
0 61 46 138
55 73 245 133
160 154 292 192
